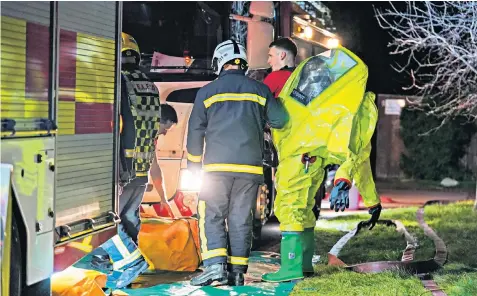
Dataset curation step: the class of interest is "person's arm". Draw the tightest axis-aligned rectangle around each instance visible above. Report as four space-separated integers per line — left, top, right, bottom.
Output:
186 89 208 171
334 144 380 208
150 155 166 201
264 88 289 129
149 151 175 217
331 92 381 226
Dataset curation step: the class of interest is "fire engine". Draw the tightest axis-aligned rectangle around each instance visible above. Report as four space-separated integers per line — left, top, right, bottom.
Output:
1 2 123 295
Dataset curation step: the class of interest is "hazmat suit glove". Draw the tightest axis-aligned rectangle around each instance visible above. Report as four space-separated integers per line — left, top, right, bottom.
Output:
363 204 382 230
329 181 350 212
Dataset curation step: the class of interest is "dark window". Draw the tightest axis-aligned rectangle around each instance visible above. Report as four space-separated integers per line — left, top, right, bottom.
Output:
123 2 230 59
166 88 201 104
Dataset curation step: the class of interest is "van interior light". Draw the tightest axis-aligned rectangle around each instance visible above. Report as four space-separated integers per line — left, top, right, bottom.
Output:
180 169 202 192
304 26 313 39
327 37 339 49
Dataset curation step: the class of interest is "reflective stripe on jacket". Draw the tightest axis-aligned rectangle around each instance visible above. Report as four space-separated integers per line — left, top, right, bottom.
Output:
186 69 288 179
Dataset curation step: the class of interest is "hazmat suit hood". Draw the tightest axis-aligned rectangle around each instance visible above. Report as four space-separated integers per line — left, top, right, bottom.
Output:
272 46 374 162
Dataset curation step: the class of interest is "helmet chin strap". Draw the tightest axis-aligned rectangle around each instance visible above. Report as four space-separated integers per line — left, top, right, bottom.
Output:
231 39 240 54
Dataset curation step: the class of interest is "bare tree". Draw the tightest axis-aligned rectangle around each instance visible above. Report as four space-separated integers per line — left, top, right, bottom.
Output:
375 1 477 209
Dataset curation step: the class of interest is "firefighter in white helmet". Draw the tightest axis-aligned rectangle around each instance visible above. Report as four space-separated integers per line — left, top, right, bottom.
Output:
187 39 288 286
89 32 164 289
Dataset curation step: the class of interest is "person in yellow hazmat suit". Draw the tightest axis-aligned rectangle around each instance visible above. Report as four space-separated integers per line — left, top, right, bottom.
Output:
262 46 381 283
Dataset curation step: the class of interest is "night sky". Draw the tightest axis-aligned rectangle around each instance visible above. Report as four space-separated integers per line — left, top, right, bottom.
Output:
325 1 409 95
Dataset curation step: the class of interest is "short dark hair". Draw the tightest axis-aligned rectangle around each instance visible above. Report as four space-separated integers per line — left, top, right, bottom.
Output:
160 104 178 124
269 38 298 58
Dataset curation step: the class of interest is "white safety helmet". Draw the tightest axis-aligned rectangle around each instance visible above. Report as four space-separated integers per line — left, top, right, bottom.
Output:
211 39 248 75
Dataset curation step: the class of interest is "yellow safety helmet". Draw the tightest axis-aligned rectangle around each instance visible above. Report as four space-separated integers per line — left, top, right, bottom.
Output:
121 32 140 64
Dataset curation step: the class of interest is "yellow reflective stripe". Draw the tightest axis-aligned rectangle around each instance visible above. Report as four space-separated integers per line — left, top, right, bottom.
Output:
136 172 148 177
203 164 263 175
202 248 228 260
279 224 304 232
124 149 134 157
228 256 249 265
198 200 208 252
203 93 267 108
124 149 154 159
111 235 131 259
187 153 202 163
112 249 142 270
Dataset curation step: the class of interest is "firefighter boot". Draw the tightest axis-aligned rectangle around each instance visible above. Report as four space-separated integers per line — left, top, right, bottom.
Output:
90 248 113 272
227 272 245 286
262 232 304 282
190 263 228 286
302 227 315 277
91 254 113 272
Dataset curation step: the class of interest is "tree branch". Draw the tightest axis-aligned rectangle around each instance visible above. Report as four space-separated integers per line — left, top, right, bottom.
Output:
374 1 477 121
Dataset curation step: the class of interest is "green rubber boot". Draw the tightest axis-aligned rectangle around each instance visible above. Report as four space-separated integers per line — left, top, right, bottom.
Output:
262 232 304 282
302 227 315 276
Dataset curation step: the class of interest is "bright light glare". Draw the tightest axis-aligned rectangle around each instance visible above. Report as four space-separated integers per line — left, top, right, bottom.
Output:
327 37 339 49
180 169 203 192
304 26 313 39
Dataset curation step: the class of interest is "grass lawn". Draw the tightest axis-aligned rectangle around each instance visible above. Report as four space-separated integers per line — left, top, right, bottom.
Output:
291 201 477 296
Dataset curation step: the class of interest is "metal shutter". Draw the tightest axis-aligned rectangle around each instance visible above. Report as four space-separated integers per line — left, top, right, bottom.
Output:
55 2 118 227
0 1 51 132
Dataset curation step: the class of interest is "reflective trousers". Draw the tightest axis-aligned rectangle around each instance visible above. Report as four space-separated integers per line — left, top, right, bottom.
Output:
100 180 146 270
274 155 325 232
197 174 260 273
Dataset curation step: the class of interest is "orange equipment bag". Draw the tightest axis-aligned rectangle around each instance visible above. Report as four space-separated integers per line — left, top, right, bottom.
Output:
138 214 202 272
51 266 107 296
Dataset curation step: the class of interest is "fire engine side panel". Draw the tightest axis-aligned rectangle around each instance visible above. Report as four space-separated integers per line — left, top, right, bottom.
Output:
1 139 55 285
1 1 56 285
55 2 117 227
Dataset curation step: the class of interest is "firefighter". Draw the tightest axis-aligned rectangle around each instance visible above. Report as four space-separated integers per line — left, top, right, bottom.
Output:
261 47 382 283
90 32 162 289
187 39 288 286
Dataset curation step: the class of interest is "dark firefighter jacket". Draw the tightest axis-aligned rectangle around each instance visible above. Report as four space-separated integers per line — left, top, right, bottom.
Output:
186 69 288 181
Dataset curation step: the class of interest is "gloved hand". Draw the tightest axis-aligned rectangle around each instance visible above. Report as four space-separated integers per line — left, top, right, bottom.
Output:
364 204 382 230
329 181 350 212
